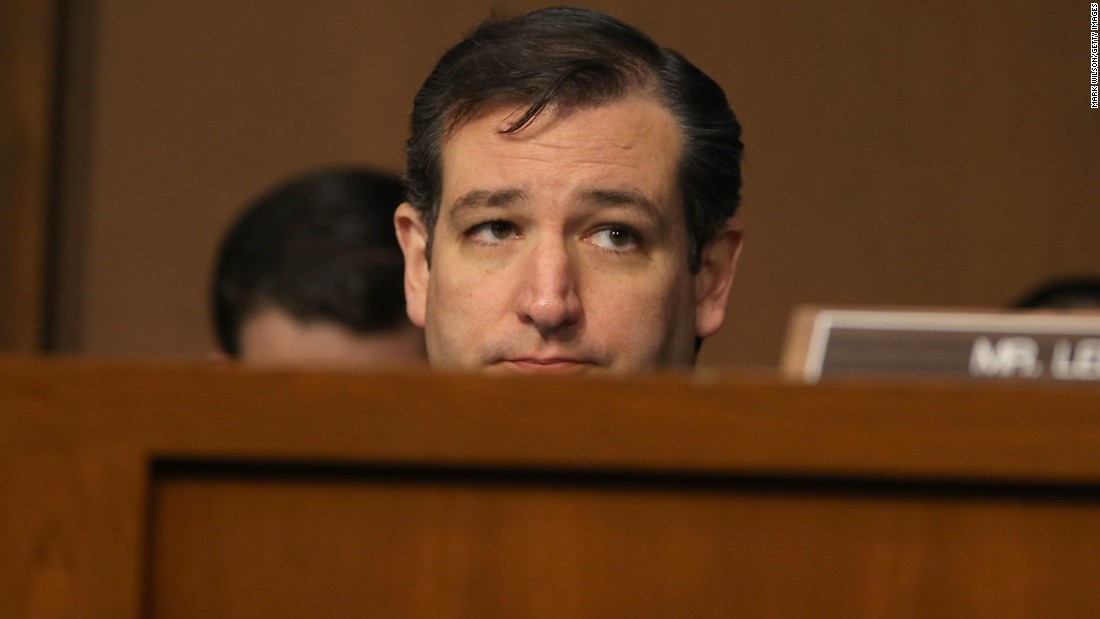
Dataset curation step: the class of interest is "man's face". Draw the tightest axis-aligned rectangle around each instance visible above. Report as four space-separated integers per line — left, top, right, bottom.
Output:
396 96 739 374
238 306 426 367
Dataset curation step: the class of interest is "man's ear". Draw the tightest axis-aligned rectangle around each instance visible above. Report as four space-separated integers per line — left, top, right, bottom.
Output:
394 203 430 328
694 221 744 339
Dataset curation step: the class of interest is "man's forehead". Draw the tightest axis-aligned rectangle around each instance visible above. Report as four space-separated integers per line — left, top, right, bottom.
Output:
439 97 682 209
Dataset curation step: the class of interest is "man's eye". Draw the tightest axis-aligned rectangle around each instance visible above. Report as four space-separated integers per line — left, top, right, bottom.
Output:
468 221 517 243
589 226 639 251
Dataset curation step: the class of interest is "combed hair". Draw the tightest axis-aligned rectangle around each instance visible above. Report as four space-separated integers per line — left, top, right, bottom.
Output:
211 167 407 357
1013 277 1100 310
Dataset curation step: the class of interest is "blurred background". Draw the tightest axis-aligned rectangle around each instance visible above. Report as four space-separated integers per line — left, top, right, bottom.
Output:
3 0 1098 369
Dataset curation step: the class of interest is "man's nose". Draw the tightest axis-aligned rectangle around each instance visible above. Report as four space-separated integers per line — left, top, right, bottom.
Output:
514 237 582 335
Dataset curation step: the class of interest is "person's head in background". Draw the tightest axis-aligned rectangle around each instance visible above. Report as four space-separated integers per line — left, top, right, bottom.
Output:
1012 277 1100 313
212 167 426 366
395 6 744 374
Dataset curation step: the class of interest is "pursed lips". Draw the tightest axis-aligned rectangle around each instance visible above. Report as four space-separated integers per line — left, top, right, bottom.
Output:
497 357 600 373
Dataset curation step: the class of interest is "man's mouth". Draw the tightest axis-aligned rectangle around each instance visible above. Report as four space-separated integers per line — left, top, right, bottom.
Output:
498 357 597 373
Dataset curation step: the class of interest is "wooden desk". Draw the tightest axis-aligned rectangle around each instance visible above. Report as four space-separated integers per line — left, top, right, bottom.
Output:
2 358 1099 618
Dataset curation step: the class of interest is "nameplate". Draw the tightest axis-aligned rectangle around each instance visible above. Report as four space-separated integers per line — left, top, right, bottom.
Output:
782 307 1100 383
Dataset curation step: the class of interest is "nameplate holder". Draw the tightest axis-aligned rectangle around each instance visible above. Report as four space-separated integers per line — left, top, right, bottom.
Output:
782 307 1100 384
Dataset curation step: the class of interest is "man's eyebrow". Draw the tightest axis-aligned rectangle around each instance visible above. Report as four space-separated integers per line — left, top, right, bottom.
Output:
581 189 667 226
450 189 526 216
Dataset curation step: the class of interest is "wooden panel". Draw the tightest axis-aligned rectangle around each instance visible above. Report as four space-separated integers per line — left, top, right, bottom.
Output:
1 358 1099 481
0 0 57 351
3 358 1100 618
149 472 1100 618
0 450 148 619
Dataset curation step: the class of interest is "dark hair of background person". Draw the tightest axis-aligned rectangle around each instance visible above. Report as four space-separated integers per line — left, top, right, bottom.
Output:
212 167 407 357
404 5 743 272
1012 277 1100 310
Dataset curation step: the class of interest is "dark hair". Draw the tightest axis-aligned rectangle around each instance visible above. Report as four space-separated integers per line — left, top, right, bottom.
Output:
1013 277 1100 310
405 6 743 271
212 167 407 357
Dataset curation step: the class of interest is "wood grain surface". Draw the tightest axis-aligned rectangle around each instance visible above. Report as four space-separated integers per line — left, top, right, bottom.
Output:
2 357 1099 618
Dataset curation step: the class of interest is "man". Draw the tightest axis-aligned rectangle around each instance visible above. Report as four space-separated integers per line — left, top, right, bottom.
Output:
1013 277 1100 312
395 6 743 373
212 167 425 366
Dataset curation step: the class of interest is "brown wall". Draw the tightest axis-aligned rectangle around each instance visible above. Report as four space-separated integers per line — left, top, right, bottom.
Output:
45 0 1100 367
0 0 57 351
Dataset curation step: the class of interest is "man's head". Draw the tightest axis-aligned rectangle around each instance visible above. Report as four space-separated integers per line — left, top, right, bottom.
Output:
1013 277 1100 313
213 167 425 366
395 6 743 373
